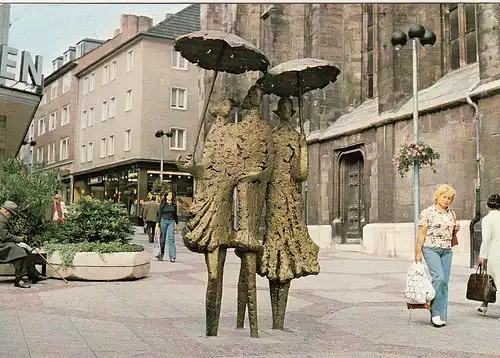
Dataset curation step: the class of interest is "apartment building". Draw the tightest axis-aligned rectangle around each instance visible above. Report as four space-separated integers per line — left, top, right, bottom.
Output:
29 39 104 201
72 4 200 218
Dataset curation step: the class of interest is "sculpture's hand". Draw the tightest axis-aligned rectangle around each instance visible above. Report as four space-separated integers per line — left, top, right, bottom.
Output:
175 154 194 170
238 166 273 183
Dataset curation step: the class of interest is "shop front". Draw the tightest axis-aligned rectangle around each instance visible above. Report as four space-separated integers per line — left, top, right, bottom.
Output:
72 160 194 224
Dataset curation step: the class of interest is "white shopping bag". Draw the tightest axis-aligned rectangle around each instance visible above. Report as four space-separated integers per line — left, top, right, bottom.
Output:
153 224 161 258
405 262 436 305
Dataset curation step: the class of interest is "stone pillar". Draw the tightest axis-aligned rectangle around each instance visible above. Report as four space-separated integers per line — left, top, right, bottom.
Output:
477 4 500 83
137 168 148 201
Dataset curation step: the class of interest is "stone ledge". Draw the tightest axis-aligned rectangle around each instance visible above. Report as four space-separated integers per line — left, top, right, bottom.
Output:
46 251 151 281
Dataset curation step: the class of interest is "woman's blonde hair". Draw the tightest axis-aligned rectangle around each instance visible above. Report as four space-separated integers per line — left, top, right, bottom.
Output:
434 184 456 203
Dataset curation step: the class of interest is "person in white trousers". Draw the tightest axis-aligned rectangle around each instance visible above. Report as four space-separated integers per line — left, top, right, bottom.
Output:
477 193 500 317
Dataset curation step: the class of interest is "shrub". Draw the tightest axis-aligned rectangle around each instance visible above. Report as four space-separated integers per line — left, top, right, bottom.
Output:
0 158 60 243
152 179 172 196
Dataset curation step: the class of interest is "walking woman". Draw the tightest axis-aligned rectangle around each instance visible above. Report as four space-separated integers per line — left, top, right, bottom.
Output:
157 190 178 262
477 193 500 317
415 184 459 327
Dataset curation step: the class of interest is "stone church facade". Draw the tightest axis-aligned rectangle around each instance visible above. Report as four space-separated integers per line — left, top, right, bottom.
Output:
200 4 500 264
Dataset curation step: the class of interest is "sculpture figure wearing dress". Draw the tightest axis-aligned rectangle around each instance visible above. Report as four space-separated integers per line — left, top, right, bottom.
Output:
232 85 275 337
176 97 238 337
259 97 320 330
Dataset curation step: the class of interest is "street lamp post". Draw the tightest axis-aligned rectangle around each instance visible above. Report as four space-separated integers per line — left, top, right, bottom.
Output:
391 25 436 246
22 138 37 173
155 130 173 181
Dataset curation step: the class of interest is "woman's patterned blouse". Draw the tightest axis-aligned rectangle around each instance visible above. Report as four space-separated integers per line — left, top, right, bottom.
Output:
418 205 456 248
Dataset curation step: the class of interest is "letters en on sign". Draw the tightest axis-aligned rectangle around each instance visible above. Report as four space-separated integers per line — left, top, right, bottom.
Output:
0 45 43 87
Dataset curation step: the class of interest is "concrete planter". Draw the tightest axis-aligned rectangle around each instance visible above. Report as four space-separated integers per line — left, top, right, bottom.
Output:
46 251 151 281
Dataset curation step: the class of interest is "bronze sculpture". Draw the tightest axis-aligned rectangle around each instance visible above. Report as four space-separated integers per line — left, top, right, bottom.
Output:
258 97 320 330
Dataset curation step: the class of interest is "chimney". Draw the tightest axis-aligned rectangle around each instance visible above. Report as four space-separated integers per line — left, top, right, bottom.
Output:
138 16 153 32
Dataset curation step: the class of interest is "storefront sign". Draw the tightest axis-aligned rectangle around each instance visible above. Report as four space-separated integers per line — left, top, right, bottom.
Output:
0 45 43 87
88 176 103 185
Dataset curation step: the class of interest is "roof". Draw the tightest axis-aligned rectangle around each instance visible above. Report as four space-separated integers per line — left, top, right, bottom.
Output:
75 4 200 77
307 63 481 143
146 4 200 39
76 38 106 45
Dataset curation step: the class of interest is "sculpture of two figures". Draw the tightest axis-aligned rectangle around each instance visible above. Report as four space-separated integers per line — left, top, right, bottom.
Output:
176 85 320 338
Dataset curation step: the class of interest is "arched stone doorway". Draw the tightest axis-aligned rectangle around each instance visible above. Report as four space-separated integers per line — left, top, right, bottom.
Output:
338 150 365 244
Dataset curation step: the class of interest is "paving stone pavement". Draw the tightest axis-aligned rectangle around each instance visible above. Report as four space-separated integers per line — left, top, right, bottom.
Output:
0 227 499 358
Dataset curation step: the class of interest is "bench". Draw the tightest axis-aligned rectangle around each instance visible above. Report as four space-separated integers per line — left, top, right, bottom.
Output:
0 252 47 277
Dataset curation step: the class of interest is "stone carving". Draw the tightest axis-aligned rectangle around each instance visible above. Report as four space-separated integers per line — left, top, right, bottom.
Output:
258 97 320 330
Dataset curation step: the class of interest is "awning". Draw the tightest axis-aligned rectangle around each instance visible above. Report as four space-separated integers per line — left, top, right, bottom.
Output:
0 85 41 158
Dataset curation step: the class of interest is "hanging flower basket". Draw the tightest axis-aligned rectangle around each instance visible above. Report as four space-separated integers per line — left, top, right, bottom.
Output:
393 141 440 178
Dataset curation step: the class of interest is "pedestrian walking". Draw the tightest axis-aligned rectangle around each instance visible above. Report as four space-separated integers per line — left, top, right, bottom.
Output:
415 184 459 327
477 193 500 317
157 190 178 262
0 201 48 288
142 196 159 243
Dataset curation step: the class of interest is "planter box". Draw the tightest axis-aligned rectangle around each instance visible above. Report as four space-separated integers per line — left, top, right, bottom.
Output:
46 251 151 281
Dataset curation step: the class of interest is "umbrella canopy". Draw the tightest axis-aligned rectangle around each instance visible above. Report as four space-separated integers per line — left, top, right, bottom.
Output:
174 30 270 74
257 58 341 97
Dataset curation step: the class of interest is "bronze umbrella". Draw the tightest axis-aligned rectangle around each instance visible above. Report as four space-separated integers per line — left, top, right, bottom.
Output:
174 30 270 155
256 58 341 134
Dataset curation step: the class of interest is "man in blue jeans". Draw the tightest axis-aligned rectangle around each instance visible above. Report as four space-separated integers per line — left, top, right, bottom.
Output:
157 191 178 262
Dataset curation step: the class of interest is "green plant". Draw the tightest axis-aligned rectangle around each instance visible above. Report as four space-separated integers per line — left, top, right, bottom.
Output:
393 141 440 178
0 158 60 242
152 179 172 196
60 196 134 244
43 241 144 268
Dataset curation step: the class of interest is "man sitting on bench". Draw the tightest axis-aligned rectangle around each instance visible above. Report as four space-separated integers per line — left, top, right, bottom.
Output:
0 200 48 288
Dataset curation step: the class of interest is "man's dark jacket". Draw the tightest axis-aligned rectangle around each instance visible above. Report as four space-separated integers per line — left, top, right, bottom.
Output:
0 213 27 263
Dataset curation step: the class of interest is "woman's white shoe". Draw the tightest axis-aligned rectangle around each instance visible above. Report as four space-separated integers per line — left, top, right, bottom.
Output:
431 316 446 327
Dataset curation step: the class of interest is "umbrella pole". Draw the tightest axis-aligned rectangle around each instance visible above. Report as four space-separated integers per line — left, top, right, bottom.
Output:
296 73 304 135
190 70 219 157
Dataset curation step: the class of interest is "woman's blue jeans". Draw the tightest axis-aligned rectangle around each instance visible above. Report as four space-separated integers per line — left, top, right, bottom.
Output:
423 246 453 321
159 219 176 260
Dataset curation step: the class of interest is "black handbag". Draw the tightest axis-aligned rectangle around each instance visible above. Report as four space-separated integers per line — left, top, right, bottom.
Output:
466 264 497 303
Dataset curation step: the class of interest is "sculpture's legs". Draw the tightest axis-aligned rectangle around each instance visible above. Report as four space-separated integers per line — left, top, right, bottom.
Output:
215 247 227 328
236 252 247 329
205 248 224 336
269 280 279 328
245 252 259 338
275 281 291 330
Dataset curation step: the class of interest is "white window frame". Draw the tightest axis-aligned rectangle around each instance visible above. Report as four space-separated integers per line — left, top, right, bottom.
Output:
126 50 134 72
36 147 44 163
102 65 109 85
171 87 187 110
100 138 107 158
62 73 71 94
108 135 115 156
89 72 95 92
169 127 187 151
50 81 58 100
83 76 89 95
38 117 46 135
125 129 131 151
110 60 117 81
80 144 86 164
109 97 116 118
88 107 95 126
87 142 93 162
171 49 188 70
125 89 132 111
47 142 56 164
61 105 70 126
48 111 57 131
59 137 69 161
81 110 87 129
101 100 108 121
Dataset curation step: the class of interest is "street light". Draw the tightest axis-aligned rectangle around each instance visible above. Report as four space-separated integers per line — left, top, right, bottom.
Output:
391 24 436 247
154 129 173 181
22 138 37 173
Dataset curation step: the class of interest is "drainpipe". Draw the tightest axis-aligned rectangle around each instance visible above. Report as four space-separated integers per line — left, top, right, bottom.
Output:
466 94 481 268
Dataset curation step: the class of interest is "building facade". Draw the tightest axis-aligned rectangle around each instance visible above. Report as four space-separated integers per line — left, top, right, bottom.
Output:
201 3 500 264
72 5 200 220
